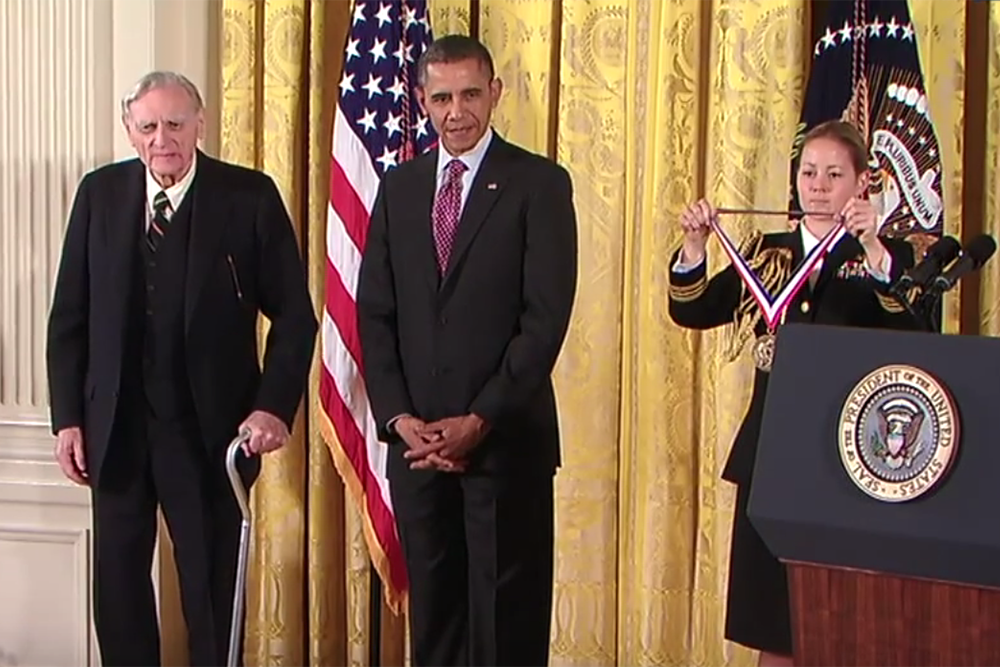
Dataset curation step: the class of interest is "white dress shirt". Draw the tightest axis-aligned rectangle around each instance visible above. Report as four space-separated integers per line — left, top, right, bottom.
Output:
145 152 198 230
434 127 494 217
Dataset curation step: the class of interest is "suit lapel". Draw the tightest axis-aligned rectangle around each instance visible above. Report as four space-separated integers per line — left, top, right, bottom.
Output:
440 138 510 288
788 228 805 269
107 162 144 324
184 152 231 333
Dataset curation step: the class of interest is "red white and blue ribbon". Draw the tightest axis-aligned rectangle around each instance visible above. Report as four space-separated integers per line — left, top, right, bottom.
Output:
709 218 847 330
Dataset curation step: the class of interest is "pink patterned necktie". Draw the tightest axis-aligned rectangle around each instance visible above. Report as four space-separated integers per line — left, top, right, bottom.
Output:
432 158 469 273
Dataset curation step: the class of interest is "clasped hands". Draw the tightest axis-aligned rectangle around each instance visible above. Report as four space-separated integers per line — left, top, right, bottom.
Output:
395 414 488 473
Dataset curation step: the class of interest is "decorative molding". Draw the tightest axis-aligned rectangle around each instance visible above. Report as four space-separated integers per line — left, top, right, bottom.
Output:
0 3 220 665
0 421 54 462
0 525 91 666
111 0 155 161
0 0 221 428
0 0 111 426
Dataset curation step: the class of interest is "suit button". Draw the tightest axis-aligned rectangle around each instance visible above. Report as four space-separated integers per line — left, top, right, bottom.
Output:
431 368 440 377
439 316 447 325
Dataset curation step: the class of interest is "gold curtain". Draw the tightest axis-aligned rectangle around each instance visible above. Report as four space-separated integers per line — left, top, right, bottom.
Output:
979 0 1000 335
216 0 981 665
219 1 360 665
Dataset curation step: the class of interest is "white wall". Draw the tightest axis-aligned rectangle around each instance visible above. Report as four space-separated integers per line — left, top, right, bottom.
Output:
0 1 219 664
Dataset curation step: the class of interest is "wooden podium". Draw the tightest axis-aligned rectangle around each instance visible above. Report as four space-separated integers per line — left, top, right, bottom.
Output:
747 323 1000 666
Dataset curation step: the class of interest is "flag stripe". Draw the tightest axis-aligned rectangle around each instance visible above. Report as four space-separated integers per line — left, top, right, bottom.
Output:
325 253 363 371
318 365 406 592
329 160 370 255
320 313 401 589
333 105 381 212
330 110 377 253
321 311 393 509
326 205 364 300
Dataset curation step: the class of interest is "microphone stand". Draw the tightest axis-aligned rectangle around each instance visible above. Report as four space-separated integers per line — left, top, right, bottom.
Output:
912 288 944 333
887 283 939 333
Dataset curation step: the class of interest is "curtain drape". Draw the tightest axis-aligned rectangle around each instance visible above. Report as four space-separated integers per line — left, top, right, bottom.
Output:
216 1 985 665
218 2 358 665
979 1 1000 335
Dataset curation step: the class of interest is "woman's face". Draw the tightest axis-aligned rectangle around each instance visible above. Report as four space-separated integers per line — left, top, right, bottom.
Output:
795 136 868 219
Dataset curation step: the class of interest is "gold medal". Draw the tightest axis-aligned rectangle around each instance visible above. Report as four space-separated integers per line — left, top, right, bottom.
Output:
752 333 776 372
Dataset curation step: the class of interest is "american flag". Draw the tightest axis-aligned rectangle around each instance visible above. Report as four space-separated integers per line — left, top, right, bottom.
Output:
319 0 437 611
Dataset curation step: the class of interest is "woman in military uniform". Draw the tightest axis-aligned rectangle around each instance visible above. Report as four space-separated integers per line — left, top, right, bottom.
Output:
668 120 920 666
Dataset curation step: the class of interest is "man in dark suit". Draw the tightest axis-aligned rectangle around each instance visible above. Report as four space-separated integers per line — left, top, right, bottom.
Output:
46 71 317 667
356 35 578 667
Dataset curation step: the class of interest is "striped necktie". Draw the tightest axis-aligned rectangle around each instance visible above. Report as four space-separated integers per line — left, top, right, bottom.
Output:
146 190 172 252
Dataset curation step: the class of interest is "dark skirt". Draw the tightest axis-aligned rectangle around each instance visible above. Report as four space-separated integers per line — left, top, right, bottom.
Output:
724 483 793 655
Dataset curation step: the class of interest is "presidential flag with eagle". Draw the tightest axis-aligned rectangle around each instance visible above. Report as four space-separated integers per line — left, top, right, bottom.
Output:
791 0 945 275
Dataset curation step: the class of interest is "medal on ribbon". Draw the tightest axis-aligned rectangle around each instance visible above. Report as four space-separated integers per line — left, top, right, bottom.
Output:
708 217 846 372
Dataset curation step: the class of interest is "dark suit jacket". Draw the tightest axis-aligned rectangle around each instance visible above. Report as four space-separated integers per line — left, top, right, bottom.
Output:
356 134 578 476
46 151 318 485
668 229 919 484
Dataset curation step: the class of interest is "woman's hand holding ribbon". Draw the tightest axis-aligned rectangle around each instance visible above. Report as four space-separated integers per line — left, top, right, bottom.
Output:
840 197 887 270
679 198 716 265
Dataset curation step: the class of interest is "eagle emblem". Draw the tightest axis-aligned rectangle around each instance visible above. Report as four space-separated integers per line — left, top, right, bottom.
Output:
872 397 924 470
838 365 959 503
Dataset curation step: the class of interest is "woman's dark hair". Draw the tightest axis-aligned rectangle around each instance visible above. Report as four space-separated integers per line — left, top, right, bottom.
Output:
800 120 869 175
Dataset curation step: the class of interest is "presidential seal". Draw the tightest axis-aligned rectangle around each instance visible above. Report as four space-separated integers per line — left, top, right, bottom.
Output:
837 365 959 503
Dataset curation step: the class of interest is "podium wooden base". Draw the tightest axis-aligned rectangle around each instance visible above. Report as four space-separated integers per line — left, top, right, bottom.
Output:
787 562 1000 666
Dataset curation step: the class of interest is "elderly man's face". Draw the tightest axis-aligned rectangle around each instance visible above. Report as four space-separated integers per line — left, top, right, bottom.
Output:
123 84 203 186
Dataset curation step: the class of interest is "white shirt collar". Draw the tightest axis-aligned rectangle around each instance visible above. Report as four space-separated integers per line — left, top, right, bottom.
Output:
435 127 493 178
799 219 821 254
146 151 197 214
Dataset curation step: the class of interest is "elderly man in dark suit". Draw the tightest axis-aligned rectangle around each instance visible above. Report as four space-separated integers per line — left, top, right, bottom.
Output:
357 34 578 667
46 71 317 667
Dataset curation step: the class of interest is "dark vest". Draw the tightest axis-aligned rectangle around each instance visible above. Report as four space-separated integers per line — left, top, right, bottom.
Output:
122 187 198 422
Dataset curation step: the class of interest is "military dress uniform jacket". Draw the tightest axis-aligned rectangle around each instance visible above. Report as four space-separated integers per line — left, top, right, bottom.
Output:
668 228 919 485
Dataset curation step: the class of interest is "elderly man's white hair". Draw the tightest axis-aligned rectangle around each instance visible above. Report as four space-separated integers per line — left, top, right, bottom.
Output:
120 71 204 118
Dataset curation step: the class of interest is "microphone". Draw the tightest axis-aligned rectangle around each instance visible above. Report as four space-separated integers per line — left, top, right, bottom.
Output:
927 234 997 294
889 235 962 296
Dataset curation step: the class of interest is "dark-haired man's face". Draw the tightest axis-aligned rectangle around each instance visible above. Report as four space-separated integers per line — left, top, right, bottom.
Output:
416 58 501 156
